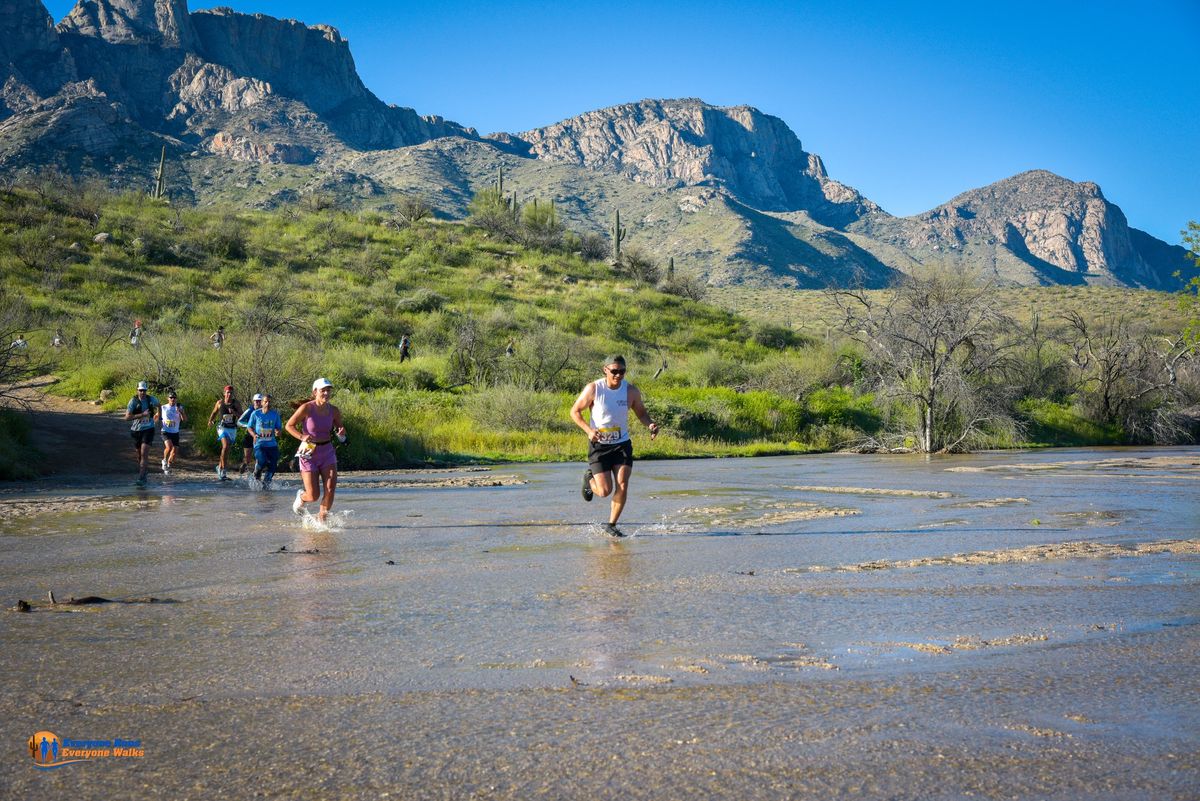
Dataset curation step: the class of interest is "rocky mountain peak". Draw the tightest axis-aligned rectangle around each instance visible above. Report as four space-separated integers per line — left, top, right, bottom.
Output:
59 0 195 49
903 169 1169 287
516 98 878 227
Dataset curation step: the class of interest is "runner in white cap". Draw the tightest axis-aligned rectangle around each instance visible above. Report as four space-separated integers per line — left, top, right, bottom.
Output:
237 393 264 475
124 380 160 483
285 378 346 521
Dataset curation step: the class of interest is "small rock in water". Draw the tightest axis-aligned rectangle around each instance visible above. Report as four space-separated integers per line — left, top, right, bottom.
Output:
385 560 395 565
12 600 31 612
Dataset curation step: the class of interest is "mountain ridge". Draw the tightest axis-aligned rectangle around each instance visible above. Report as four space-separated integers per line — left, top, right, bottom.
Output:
0 0 1189 290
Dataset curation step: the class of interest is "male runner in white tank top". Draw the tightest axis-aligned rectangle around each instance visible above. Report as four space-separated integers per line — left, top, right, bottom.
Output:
570 355 658 536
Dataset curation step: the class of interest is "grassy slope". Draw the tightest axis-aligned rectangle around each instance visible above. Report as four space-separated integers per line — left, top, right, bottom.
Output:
3 185 1190 468
1 187 843 466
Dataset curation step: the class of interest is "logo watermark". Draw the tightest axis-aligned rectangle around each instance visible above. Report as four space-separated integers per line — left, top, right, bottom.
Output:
28 731 144 770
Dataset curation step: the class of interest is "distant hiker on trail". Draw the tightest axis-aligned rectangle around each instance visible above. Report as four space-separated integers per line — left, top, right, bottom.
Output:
125 380 160 484
10 334 27 350
207 385 242 481
398 334 411 362
210 326 225 349
129 319 143 348
570 355 659 537
159 390 185 475
247 393 283 487
505 339 515 358
52 328 64 348
286 378 346 522
236 393 263 475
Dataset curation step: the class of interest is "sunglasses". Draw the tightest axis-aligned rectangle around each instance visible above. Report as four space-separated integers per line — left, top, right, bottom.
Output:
607 368 626 376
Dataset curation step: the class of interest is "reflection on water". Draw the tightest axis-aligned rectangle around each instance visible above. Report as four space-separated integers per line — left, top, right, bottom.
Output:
1 448 1197 799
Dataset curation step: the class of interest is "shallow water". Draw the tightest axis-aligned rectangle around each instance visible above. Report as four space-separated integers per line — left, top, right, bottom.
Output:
2 447 1198 799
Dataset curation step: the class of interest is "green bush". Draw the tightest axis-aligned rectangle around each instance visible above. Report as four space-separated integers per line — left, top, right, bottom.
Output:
1017 398 1124 446
805 386 881 432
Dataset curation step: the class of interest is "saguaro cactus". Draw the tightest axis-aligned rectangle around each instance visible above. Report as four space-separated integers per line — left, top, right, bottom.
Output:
610 209 627 262
152 146 166 199
494 164 505 195
667 256 675 282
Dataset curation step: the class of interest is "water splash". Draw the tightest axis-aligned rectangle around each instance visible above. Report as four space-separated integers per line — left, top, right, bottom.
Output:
301 509 354 532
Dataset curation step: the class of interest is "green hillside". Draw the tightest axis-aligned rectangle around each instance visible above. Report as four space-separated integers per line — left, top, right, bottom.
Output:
2 182 1195 474
0 183 856 467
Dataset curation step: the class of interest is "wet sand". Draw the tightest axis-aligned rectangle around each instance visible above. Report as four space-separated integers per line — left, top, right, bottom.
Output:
2 448 1198 799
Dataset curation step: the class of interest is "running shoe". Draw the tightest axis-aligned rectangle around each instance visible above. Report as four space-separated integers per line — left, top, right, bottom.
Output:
254 468 263 480
292 489 305 515
161 457 168 473
581 469 594 502
215 465 222 479
603 522 625 538
239 462 247 475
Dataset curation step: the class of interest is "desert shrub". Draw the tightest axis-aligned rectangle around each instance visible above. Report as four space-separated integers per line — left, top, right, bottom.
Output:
203 215 248 260
465 383 567 431
578 232 608 261
468 187 516 240
616 245 661 286
519 201 565 251
683 350 750 388
658 274 707 301
395 288 448 314
751 322 806 350
805 386 881 432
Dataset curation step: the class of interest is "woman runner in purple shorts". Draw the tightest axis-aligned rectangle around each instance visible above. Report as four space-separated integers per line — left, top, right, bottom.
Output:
285 377 346 522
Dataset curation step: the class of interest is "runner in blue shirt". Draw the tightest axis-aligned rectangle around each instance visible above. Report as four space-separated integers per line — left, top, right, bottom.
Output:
246 393 283 487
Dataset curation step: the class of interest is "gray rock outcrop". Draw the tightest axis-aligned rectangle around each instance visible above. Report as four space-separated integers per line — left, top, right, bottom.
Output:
853 170 1185 289
515 98 879 228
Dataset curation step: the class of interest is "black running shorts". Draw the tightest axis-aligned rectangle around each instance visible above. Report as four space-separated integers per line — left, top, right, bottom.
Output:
588 439 633 475
163 431 180 446
131 428 155 447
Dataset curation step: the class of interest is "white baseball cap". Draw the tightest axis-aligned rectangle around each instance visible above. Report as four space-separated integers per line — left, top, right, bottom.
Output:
137 381 149 390
312 377 333 391
252 393 264 402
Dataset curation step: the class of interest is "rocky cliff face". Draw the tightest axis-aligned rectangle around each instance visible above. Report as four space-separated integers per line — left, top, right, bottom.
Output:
515 98 878 228
59 0 194 48
3 0 475 159
854 170 1180 289
0 0 77 115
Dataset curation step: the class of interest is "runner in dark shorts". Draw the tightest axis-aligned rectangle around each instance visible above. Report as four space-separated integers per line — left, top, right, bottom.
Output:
570 355 658 537
124 381 160 483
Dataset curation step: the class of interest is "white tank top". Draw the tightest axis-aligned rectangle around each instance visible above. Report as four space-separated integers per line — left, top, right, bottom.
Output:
591 379 630 445
161 404 182 433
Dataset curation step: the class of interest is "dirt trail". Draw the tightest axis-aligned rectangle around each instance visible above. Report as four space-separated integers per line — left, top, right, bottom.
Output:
6 376 213 479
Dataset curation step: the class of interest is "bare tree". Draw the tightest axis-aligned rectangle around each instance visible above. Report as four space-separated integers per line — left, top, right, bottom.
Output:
447 313 503 389
831 267 1019 453
615 245 661 287
233 288 319 396
1062 311 1194 440
513 328 584 392
388 196 432 229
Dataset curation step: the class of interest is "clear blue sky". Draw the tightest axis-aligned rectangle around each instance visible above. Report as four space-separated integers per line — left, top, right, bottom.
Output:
46 0 1200 244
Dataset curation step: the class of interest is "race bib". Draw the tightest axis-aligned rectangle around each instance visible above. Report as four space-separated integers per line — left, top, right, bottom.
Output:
596 426 623 444
221 414 235 427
